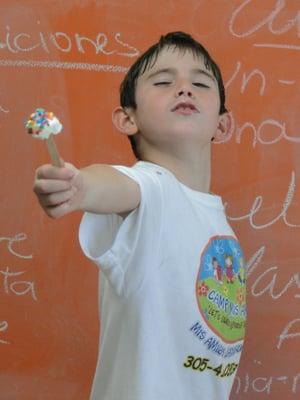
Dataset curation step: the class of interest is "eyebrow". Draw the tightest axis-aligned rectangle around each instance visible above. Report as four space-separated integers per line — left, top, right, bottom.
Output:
146 67 216 82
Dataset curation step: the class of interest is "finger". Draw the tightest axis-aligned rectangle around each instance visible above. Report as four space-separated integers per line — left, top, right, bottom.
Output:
44 199 74 219
33 179 72 195
38 188 77 207
36 164 75 180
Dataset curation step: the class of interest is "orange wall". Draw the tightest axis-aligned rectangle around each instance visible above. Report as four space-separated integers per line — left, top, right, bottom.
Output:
0 1 299 399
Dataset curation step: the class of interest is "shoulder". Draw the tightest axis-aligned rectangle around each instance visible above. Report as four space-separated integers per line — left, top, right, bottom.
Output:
113 161 170 190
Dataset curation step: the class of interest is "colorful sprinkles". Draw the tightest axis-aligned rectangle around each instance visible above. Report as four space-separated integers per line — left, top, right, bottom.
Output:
26 108 55 135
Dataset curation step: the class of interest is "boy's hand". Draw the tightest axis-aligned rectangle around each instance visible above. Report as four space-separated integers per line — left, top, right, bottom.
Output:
33 162 84 219
33 162 141 218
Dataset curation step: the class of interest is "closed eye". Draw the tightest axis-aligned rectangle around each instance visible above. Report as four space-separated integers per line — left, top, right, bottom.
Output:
154 82 171 86
193 82 210 88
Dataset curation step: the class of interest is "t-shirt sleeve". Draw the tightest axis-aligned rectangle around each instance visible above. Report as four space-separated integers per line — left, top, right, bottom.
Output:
78 164 163 296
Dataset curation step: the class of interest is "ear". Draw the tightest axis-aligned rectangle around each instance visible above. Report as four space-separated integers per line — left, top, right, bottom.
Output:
213 112 234 144
112 106 138 136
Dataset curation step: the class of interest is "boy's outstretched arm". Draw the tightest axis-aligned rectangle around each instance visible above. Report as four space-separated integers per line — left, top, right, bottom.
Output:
33 163 141 219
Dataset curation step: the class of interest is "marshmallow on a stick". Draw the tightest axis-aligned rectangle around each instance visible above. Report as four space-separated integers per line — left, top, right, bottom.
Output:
26 108 63 167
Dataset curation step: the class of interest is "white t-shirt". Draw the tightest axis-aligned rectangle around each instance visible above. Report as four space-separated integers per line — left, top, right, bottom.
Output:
79 161 246 400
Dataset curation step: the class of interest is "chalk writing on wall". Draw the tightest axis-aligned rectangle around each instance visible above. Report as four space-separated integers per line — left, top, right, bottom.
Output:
0 28 139 72
0 233 36 345
220 60 300 147
229 0 300 49
0 0 299 398
233 367 300 396
222 2 300 398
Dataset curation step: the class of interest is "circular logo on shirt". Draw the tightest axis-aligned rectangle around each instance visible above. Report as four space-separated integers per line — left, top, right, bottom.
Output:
196 235 246 343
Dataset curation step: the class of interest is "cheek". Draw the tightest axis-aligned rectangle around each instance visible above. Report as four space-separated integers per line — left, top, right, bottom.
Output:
133 102 156 131
206 92 221 110
136 95 164 121
203 99 222 125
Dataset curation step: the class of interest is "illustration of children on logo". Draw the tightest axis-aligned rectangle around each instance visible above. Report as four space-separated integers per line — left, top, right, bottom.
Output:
224 255 235 284
212 257 223 285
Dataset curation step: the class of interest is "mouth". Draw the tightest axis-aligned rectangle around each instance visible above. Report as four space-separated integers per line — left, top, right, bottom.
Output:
171 102 199 114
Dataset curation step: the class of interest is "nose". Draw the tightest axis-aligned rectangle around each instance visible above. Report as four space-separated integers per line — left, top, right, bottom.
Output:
175 85 194 98
177 89 193 97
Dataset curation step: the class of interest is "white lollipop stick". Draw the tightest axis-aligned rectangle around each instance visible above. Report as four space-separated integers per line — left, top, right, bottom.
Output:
46 134 62 167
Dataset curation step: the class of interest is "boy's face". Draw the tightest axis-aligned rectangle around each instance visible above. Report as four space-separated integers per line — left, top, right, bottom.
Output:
129 47 224 150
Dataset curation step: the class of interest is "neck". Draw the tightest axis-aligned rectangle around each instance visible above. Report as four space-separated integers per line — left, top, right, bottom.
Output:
140 141 212 193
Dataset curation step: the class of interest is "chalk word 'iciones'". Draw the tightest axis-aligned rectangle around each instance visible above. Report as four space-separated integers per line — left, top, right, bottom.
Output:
229 0 300 41
225 171 299 230
0 26 139 58
0 233 32 259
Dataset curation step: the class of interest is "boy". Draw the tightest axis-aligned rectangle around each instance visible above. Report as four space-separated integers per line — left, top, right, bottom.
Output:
34 32 246 400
